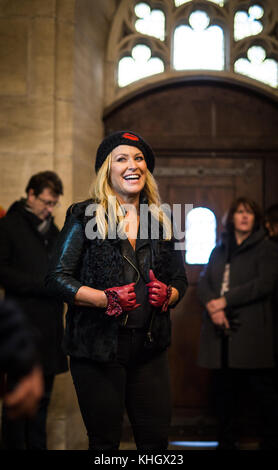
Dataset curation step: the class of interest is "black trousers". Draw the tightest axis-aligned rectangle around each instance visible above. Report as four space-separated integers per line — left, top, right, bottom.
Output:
70 329 171 450
1 374 54 450
212 368 278 449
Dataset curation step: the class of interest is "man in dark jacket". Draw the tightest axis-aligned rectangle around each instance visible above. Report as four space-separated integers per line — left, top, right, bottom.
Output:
0 171 68 450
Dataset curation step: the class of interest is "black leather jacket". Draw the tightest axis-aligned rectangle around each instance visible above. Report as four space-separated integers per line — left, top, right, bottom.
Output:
46 200 188 362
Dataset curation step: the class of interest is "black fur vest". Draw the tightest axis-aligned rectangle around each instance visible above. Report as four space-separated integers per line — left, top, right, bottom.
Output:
63 201 174 362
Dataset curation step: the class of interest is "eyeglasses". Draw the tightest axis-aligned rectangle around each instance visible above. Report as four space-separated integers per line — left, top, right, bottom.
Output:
36 196 60 208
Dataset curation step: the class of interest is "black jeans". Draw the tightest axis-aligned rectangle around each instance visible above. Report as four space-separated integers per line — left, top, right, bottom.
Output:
1 374 54 450
70 328 171 450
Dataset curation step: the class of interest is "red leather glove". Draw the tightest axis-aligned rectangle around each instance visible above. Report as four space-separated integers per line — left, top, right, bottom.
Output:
146 270 172 312
104 283 140 317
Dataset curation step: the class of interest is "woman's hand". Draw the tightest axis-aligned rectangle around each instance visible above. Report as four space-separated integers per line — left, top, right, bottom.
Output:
3 366 44 419
147 270 174 311
206 297 227 315
209 309 230 329
105 283 140 312
75 284 140 318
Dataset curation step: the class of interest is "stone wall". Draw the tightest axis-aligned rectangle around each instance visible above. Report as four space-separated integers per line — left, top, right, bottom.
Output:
73 0 118 202
0 0 118 450
0 0 74 227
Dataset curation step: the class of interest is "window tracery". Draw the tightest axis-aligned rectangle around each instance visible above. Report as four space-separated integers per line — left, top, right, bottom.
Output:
135 3 165 40
234 4 264 41
106 0 278 107
175 0 224 6
118 44 165 87
235 45 278 88
173 11 225 71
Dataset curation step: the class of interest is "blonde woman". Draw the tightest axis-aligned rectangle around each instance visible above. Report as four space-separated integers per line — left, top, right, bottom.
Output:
46 131 187 450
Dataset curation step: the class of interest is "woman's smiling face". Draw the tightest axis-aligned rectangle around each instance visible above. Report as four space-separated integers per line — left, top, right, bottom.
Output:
110 145 147 201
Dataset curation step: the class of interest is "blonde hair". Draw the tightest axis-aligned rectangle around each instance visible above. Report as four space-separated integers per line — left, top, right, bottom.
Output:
89 153 172 240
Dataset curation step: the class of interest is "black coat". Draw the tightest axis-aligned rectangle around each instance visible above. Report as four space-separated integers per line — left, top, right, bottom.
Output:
46 200 188 362
0 299 38 377
0 200 68 375
269 237 278 359
198 227 278 369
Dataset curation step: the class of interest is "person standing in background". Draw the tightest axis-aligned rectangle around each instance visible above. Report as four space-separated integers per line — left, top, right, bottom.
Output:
0 171 68 450
265 204 278 242
198 197 278 450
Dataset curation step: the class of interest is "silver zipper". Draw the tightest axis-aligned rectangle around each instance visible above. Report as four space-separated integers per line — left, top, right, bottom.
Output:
123 255 140 285
120 255 141 327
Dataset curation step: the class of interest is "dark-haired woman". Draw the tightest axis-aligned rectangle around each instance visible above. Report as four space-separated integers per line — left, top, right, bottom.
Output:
46 131 187 450
198 197 278 450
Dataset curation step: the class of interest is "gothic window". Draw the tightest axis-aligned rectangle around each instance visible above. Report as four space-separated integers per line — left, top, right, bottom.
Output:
234 5 264 41
134 3 165 40
173 11 224 71
185 207 216 265
106 0 278 107
118 44 164 87
235 46 278 88
175 0 224 6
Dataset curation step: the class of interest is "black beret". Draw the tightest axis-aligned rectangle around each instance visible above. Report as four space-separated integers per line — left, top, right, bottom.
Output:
95 131 155 173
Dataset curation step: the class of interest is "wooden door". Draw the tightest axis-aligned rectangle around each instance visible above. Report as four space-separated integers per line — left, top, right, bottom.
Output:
154 157 263 411
103 79 276 420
